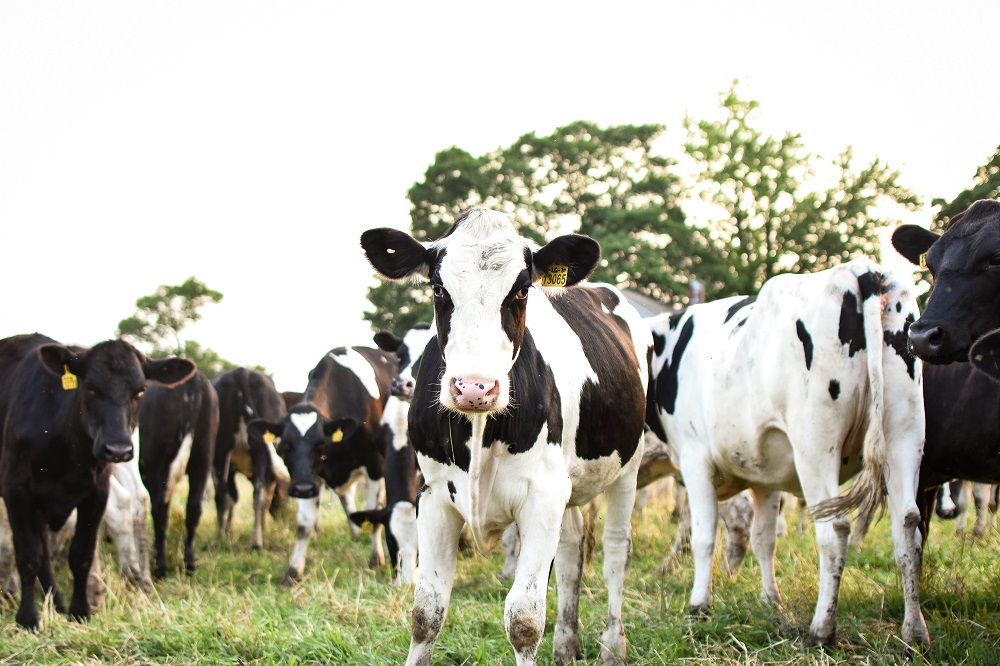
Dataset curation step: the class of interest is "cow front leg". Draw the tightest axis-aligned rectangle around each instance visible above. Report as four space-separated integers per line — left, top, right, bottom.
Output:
184 466 210 574
6 492 52 629
251 479 270 551
599 458 640 665
682 464 720 615
150 493 170 579
213 462 233 537
500 523 520 579
406 487 464 666
281 496 321 586
67 492 106 622
885 442 929 648
553 506 584 665
749 488 782 605
337 478 361 538
365 473 385 568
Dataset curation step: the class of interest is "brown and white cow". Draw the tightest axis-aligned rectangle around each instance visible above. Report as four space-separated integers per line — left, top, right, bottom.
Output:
362 208 651 666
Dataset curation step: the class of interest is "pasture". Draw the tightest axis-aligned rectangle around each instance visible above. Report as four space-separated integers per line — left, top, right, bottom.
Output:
2 479 999 665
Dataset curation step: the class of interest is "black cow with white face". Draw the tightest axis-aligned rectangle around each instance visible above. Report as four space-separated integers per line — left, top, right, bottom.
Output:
892 199 1000 370
138 370 219 578
349 323 435 585
361 208 651 666
0 333 194 630
212 368 289 551
247 346 397 586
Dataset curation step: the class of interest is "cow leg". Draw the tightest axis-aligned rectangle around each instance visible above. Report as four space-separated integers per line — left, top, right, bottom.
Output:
972 482 992 537
365 472 386 569
598 458 640 665
250 479 270 551
224 470 239 536
748 488 782 604
67 492 106 622
183 466 210 575
282 496 321 586
150 490 170 579
6 491 53 629
658 501 691 572
552 506 584 665
105 463 153 589
213 461 232 537
500 523 520 579
719 493 752 577
338 478 362 538
0 500 15 598
406 486 464 666
683 464 720 615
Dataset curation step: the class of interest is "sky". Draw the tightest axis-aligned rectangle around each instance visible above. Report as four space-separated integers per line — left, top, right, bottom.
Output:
2 1 998 391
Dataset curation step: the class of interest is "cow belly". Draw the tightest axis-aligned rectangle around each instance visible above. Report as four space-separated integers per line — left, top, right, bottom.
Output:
566 454 628 507
166 432 194 502
710 426 800 497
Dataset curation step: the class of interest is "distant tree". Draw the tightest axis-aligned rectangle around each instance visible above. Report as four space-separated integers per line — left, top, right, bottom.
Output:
364 122 690 333
931 144 1000 231
683 82 921 298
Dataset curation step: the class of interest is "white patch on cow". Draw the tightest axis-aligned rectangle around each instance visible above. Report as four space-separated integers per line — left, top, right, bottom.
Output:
165 431 194 503
381 396 409 452
389 501 419 585
329 348 381 399
289 496 320 577
290 410 318 436
267 439 290 483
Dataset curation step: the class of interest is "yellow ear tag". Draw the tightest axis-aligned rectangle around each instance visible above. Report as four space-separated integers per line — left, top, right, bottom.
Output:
541 264 569 287
61 365 78 391
263 430 276 445
331 428 344 443
919 252 927 269
360 520 374 535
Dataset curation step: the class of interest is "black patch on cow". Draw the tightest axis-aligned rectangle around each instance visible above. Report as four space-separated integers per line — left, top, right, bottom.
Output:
656 315 695 416
447 481 457 503
724 296 757 324
896 302 902 313
500 268 531 360
668 311 685 330
838 292 866 357
829 380 840 400
884 314 917 379
857 270 884 301
431 262 454 358
795 319 814 370
652 331 666 356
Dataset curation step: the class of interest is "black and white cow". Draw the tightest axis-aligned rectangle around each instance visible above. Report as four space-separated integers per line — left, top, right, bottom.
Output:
361 208 651 666
247 346 397 585
349 323 435 585
212 367 290 551
138 370 219 578
646 258 928 648
0 333 194 629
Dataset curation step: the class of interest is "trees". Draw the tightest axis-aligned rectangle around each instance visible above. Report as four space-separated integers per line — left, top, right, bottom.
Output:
932 144 1000 230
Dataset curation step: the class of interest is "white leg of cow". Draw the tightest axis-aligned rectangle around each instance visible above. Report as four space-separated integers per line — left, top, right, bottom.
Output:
406 486 465 666
598 461 640 665
282 496 321 586
500 523 520 580
683 464 720 615
552 506 584 665
104 463 153 591
953 481 970 534
659 501 692 572
365 474 386 568
972 482 992 537
748 488 782 605
338 480 361 538
719 493 752 576
251 481 268 551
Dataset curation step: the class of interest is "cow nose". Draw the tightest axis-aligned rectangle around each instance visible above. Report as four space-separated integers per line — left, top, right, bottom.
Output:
101 441 134 463
908 320 945 357
289 482 319 498
391 377 416 398
449 376 500 411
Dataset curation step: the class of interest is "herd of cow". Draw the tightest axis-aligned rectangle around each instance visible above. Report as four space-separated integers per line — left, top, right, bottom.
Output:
1 200 1000 664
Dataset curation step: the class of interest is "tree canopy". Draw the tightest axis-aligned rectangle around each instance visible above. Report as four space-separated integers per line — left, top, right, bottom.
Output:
931 144 1000 231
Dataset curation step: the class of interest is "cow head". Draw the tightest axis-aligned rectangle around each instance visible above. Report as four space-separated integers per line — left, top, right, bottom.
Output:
349 500 418 585
361 208 599 416
892 199 1000 365
37 340 196 463
248 407 361 498
374 323 434 401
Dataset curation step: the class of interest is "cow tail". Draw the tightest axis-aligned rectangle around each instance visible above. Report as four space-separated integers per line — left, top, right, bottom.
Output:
813 271 889 524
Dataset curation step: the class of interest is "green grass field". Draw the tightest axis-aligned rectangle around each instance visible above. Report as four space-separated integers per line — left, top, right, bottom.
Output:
2 480 1000 665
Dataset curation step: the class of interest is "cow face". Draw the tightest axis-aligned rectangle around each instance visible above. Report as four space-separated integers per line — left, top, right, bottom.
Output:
37 340 196 463
249 409 360 498
374 323 434 401
361 208 599 415
892 200 1000 364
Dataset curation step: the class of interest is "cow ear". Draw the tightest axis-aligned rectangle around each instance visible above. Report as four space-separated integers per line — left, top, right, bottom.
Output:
248 418 283 444
361 228 432 281
141 356 197 388
970 329 1000 383
348 507 391 529
373 331 402 352
323 416 360 442
891 225 940 266
532 234 601 287
37 343 81 377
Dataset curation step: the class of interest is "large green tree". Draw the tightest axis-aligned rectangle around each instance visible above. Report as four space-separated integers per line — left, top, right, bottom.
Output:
365 122 691 334
931 144 1000 230
683 84 921 297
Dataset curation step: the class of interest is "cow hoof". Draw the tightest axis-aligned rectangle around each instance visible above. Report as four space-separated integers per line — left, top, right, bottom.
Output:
806 628 837 647
153 567 168 581
369 554 385 569
279 568 299 587
687 603 711 618
251 543 263 552
15 610 39 631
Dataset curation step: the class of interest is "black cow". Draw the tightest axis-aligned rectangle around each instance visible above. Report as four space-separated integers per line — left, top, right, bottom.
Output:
0 333 194 629
248 346 397 585
138 370 219 578
349 323 434 584
212 367 290 551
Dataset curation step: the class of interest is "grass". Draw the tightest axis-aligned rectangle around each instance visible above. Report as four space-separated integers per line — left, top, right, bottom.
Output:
2 480 1000 665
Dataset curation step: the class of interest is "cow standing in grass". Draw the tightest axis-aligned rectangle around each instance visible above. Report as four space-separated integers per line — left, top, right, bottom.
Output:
362 208 651 666
646 258 928 648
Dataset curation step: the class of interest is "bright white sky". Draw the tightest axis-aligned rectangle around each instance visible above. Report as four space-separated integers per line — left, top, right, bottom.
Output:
2 1 997 390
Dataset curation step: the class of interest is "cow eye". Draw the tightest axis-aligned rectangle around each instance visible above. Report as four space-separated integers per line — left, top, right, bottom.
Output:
133 390 144 402
432 283 447 299
515 285 530 300
988 254 1000 269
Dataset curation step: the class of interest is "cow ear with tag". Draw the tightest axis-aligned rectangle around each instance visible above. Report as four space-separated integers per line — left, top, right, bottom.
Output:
37 343 82 380
891 225 940 267
324 416 360 444
248 418 284 446
970 329 1000 383
532 234 601 287
348 507 391 532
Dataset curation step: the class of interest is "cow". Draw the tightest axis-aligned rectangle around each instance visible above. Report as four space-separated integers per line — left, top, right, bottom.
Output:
938 480 998 536
361 207 651 666
645 258 928 649
247 345 397 586
138 370 219 578
349 323 435 585
0 333 194 629
212 368 290 551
